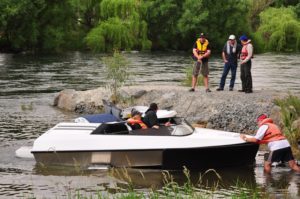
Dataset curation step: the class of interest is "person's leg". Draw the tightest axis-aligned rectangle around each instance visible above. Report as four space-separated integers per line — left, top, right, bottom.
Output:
201 61 210 91
244 61 252 92
218 63 230 90
240 64 246 91
190 61 200 91
192 76 198 89
288 160 300 172
264 161 272 173
204 75 208 89
229 63 237 89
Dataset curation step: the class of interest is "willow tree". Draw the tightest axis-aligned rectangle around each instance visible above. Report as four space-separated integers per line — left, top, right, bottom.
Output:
255 6 300 52
85 0 151 52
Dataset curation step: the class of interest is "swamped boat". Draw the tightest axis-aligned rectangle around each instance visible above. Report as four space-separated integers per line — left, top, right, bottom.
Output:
31 101 259 170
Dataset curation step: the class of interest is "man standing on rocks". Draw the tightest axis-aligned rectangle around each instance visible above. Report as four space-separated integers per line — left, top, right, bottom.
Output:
239 35 253 93
189 33 211 93
216 35 242 91
240 114 300 173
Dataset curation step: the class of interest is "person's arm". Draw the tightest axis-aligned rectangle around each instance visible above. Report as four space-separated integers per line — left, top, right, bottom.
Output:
202 49 211 59
240 125 268 142
193 48 200 60
222 51 228 63
240 134 258 142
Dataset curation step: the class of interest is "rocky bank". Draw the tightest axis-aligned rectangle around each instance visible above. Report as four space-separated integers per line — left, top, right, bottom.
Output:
53 85 297 134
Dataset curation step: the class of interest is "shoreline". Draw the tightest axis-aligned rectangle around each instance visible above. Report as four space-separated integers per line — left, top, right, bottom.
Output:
53 85 296 134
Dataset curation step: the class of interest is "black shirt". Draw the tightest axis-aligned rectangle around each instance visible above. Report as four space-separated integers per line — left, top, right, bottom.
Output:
222 43 242 64
143 110 158 128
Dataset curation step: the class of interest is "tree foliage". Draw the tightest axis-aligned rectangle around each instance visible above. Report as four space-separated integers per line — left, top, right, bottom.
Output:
0 0 299 53
85 0 151 52
255 6 300 52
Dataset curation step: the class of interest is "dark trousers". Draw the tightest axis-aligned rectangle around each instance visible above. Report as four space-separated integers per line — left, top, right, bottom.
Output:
219 62 237 89
240 61 252 91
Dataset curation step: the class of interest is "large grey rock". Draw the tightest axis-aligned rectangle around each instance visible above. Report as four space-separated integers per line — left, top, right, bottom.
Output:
53 85 295 134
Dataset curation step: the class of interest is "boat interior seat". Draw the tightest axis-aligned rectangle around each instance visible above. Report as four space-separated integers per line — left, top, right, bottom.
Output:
91 122 129 135
130 126 173 136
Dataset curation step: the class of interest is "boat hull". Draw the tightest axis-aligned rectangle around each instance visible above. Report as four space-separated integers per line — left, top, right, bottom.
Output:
32 142 258 170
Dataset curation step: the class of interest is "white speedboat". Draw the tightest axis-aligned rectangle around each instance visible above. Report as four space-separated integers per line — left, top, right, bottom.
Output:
31 116 259 170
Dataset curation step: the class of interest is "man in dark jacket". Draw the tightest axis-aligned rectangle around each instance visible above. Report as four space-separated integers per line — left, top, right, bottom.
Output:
143 103 170 129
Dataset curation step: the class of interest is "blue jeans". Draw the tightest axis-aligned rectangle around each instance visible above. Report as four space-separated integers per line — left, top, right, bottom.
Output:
219 62 237 89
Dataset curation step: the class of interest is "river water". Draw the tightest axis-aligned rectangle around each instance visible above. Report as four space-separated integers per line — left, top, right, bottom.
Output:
0 52 300 198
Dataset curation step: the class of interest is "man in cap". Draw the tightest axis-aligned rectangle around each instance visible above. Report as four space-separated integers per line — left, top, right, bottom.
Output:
216 34 242 91
240 114 300 173
239 35 254 93
190 33 211 92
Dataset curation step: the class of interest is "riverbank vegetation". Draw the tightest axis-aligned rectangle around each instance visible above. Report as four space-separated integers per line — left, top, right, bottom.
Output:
53 167 273 199
1 0 299 53
274 95 300 146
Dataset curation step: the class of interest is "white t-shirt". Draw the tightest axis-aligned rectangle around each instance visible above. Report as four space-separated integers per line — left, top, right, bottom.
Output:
255 124 290 151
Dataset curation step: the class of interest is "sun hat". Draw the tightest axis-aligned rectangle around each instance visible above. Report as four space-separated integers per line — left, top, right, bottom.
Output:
228 35 236 40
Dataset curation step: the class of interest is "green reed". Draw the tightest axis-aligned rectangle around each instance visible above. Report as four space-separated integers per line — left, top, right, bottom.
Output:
274 94 300 145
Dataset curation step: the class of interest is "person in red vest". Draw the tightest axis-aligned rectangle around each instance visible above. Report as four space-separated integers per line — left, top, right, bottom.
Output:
190 33 211 93
240 114 300 173
127 109 148 130
239 35 253 93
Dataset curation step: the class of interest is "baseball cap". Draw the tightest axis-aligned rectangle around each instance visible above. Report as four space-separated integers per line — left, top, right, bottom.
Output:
200 33 205 38
131 109 142 117
257 114 268 122
229 35 235 40
239 35 248 41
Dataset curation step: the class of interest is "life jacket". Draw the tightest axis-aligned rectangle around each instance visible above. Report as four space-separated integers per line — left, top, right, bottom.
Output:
240 41 253 60
257 118 286 144
127 118 147 129
196 39 209 55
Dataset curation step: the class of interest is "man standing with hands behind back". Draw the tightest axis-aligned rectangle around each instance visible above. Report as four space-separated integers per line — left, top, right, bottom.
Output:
190 33 211 93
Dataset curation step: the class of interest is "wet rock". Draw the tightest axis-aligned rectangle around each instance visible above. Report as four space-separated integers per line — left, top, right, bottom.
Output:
131 90 147 98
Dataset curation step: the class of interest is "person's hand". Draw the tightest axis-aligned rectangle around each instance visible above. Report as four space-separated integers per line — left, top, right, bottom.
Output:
224 59 228 63
165 122 171 126
240 134 247 141
152 125 159 129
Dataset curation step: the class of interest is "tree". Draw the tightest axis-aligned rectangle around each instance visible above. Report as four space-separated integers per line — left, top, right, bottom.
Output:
255 6 300 52
177 0 250 51
102 51 130 102
85 0 151 52
145 0 183 50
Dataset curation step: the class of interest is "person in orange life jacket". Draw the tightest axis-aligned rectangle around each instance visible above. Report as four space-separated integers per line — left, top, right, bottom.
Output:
127 109 148 130
216 35 242 91
189 33 211 92
240 114 300 173
239 35 253 93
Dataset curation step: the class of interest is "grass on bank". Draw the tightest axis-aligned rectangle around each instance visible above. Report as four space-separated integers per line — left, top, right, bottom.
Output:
274 94 300 146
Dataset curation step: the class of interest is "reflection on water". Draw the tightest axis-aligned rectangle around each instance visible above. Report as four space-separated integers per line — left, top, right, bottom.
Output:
0 52 300 198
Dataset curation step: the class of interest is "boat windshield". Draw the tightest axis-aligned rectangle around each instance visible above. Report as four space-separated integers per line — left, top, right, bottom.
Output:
170 118 194 136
